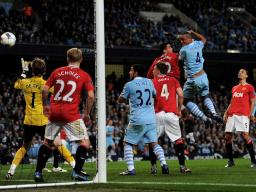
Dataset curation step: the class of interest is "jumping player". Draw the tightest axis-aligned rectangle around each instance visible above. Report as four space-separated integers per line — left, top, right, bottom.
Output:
178 30 222 126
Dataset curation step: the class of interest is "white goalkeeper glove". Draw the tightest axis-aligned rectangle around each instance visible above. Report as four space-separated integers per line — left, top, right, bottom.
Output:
20 58 31 78
21 58 31 71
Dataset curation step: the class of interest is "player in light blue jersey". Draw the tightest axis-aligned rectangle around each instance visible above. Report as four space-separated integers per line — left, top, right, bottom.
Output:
179 30 222 126
118 64 169 175
106 119 115 161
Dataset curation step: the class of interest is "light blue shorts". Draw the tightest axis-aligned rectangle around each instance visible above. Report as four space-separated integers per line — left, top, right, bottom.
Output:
27 144 41 158
106 137 114 148
183 73 209 99
124 123 157 145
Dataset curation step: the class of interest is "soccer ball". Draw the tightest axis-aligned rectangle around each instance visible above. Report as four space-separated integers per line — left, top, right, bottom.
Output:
0 32 16 47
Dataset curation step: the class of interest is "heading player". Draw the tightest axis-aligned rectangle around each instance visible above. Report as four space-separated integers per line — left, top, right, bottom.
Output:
178 30 222 126
151 63 191 174
34 48 94 182
147 43 180 80
224 69 256 168
118 64 169 175
6 58 74 180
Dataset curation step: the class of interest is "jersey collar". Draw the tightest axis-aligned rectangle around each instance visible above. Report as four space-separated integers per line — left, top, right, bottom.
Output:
157 74 166 77
68 64 79 68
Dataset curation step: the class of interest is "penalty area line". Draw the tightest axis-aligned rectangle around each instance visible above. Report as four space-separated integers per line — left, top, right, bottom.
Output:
109 181 256 188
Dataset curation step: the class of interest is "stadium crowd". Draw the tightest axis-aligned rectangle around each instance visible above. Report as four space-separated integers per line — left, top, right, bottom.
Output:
0 0 256 51
0 72 255 165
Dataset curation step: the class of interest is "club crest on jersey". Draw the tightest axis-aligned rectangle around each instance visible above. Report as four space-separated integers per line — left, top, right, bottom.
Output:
233 92 243 97
165 56 172 60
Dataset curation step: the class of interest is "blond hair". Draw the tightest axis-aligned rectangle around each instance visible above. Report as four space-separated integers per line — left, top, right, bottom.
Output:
67 48 83 63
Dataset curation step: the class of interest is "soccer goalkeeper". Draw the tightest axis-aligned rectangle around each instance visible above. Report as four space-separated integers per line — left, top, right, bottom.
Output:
6 58 75 179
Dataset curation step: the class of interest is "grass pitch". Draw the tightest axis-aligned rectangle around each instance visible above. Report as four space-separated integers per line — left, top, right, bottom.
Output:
0 159 256 191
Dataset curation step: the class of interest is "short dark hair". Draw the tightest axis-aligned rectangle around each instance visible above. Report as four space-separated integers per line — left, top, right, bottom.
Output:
67 48 83 63
156 62 168 75
132 64 146 77
241 68 248 75
159 43 171 53
32 58 46 76
183 32 192 39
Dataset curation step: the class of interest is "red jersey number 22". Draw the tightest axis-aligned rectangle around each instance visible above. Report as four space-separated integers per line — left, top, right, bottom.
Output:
54 79 77 102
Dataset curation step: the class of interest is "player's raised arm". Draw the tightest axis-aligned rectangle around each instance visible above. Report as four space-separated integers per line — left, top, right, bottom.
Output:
14 58 32 89
187 30 207 44
147 61 155 79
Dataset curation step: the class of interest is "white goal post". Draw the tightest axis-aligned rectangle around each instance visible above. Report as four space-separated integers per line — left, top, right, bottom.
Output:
95 0 107 183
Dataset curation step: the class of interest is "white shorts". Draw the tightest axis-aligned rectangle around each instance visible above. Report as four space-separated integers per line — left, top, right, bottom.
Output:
156 111 181 142
45 119 89 141
225 115 250 133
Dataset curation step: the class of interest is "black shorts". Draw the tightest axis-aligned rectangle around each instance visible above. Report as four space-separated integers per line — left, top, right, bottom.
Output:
23 124 45 143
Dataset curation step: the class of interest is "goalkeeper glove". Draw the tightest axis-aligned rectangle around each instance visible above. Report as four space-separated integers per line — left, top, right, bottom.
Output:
20 58 32 78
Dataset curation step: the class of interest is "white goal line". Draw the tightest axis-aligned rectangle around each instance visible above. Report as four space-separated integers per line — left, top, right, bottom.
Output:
0 180 94 190
1 180 255 190
109 181 256 188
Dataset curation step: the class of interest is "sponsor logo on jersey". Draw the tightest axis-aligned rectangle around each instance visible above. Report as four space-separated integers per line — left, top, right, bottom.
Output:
233 92 243 97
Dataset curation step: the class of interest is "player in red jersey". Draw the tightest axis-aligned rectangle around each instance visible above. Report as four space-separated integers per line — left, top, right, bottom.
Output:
147 43 180 80
147 44 189 173
34 48 94 182
224 69 256 168
151 63 191 174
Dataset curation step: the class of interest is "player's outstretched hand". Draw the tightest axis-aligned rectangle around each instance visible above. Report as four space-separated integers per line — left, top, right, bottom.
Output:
21 58 31 72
